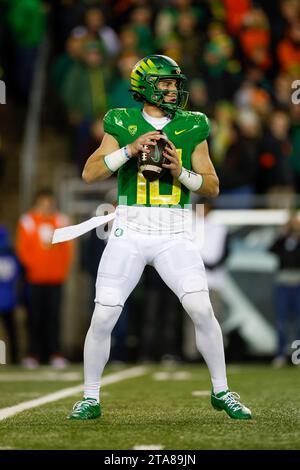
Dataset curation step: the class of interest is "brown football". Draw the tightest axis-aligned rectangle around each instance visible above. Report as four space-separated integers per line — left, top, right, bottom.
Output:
137 131 169 182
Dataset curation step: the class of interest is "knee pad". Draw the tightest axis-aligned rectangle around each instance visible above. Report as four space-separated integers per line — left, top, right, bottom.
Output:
182 291 214 325
179 274 208 302
90 302 122 338
95 285 124 307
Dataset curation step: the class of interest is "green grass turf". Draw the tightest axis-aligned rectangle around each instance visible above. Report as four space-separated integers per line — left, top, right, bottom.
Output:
0 365 83 408
0 364 299 450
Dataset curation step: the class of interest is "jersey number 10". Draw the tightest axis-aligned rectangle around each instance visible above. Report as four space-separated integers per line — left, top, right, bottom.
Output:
136 149 182 205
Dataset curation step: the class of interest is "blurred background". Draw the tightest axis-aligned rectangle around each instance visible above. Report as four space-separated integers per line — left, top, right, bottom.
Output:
0 0 300 368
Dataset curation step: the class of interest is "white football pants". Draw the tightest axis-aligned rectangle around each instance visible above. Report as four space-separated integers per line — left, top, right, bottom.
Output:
84 227 228 400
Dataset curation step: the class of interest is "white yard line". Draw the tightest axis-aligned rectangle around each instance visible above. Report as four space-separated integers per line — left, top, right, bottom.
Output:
152 371 192 381
0 372 82 382
133 445 164 450
0 366 148 421
191 390 210 397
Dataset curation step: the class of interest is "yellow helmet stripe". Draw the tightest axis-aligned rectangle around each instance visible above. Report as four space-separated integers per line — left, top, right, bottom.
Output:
139 60 150 72
131 71 141 81
146 59 157 71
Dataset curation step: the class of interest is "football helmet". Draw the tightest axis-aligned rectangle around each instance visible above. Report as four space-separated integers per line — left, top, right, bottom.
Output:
129 54 189 115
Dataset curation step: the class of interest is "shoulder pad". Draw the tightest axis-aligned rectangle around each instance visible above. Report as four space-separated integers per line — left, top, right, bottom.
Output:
179 111 210 142
103 108 134 137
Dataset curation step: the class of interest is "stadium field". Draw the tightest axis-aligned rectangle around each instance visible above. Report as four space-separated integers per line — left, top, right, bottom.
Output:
0 364 299 450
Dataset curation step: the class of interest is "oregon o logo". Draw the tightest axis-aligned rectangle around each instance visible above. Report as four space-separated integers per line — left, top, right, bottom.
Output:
114 228 124 237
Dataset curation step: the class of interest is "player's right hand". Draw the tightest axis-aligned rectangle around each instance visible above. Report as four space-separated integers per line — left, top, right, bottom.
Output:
128 131 162 157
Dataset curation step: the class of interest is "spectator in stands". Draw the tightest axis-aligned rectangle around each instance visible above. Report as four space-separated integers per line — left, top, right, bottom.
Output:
47 0 84 52
201 24 241 103
154 0 206 40
61 39 110 123
7 0 47 101
0 225 20 364
70 6 120 58
109 53 140 109
188 78 211 116
175 10 202 77
238 7 272 71
52 34 84 96
16 188 73 368
118 25 139 57
61 39 111 170
269 213 300 367
280 0 300 25
223 0 251 36
129 7 154 56
243 66 272 93
257 109 295 208
241 83 272 120
217 110 261 209
277 21 300 75
234 67 273 120
210 101 236 166
273 73 294 109
290 104 300 192
158 33 183 65
274 0 300 45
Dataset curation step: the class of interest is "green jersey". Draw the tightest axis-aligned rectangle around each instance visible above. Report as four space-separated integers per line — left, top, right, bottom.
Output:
103 108 210 208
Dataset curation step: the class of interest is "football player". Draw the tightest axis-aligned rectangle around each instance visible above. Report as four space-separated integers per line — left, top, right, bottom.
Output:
68 55 252 420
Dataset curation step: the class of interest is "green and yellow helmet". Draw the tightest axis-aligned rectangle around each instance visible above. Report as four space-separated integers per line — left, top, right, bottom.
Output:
129 55 189 115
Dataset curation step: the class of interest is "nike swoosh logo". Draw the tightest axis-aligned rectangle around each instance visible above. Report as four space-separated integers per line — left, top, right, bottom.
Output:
174 129 188 135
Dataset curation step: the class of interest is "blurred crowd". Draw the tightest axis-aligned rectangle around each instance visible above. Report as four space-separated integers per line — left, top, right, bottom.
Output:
1 0 300 206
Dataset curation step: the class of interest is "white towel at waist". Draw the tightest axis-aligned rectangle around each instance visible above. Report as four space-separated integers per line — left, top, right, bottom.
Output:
52 212 116 243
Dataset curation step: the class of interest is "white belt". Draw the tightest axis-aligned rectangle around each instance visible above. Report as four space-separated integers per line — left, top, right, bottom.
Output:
52 212 116 244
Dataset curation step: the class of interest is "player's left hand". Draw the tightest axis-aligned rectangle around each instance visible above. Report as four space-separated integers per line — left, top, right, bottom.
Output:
162 140 182 178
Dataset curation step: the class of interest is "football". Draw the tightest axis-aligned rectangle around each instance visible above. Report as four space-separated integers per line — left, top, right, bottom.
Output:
137 130 169 182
